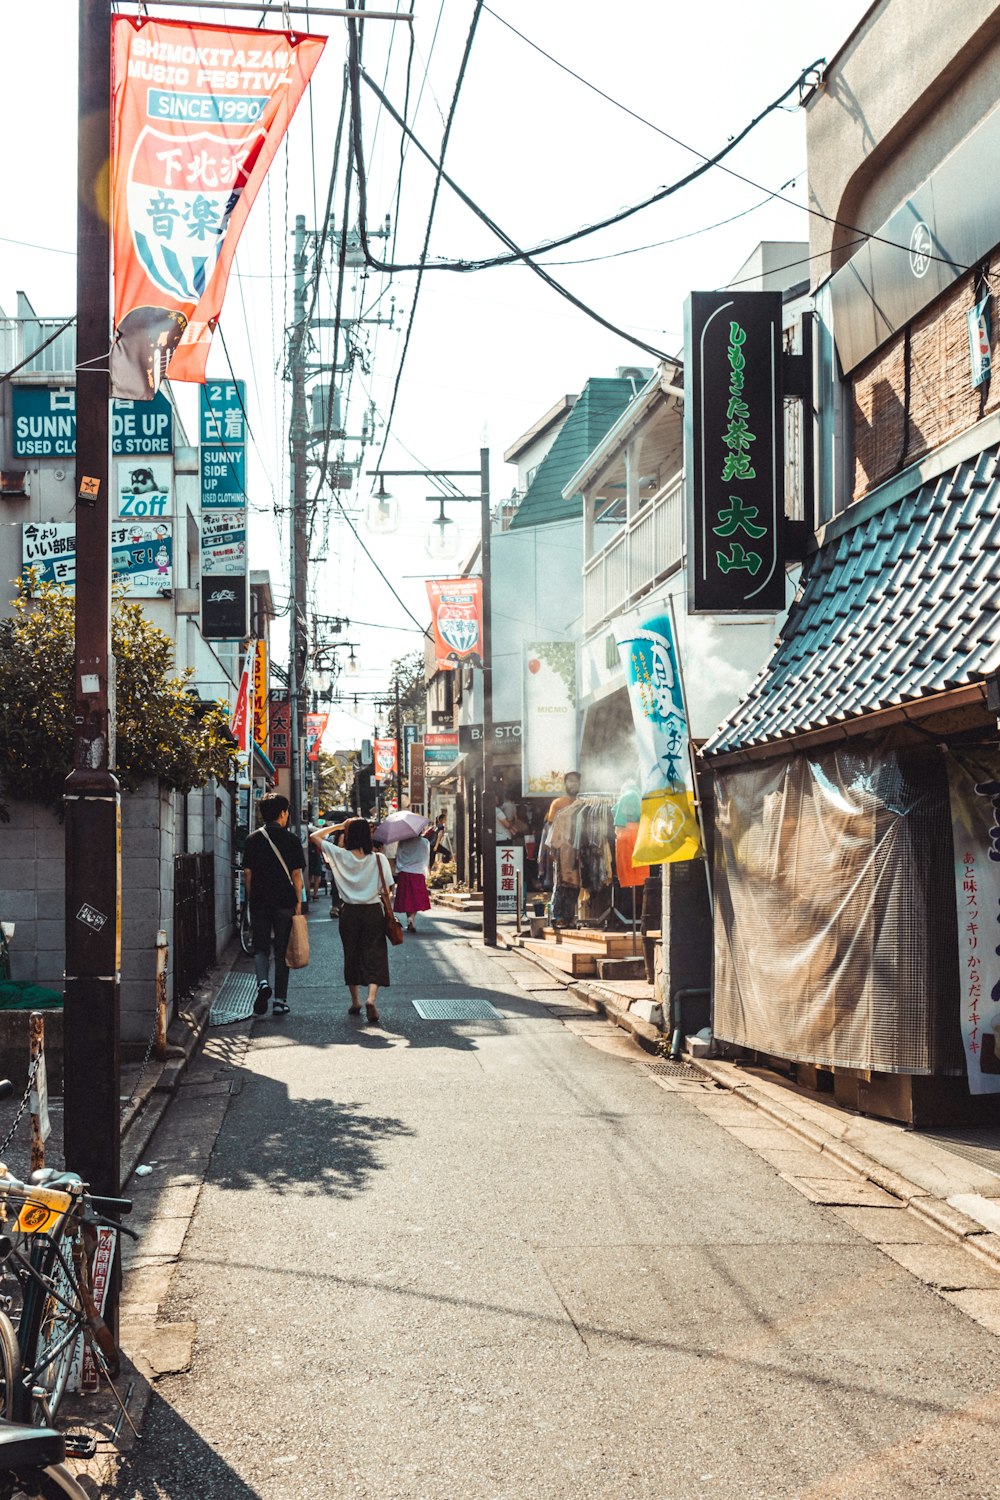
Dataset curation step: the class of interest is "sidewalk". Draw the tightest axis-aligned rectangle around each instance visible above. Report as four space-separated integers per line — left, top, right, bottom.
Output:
500 924 1000 1312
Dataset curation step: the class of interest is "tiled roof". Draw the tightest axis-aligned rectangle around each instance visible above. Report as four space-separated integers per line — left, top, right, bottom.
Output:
703 443 1000 758
507 377 636 530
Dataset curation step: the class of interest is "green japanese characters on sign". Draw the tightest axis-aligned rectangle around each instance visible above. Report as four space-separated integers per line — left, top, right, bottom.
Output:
684 291 786 613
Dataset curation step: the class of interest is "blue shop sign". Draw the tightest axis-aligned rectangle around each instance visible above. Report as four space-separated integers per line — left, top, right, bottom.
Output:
12 387 174 458
200 380 247 507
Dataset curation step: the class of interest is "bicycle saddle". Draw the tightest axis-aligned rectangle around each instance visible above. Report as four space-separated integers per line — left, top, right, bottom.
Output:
28 1169 83 1188
0 1418 64 1467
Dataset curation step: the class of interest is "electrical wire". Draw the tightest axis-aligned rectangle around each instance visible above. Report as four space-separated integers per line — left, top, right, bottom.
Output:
361 0 486 479
354 67 670 361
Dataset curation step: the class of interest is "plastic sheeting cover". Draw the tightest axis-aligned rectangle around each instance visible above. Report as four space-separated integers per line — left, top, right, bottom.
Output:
712 746 963 1074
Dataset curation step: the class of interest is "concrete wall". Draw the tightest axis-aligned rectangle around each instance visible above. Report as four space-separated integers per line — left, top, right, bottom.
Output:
806 0 1000 279
489 517 583 724
0 778 233 1048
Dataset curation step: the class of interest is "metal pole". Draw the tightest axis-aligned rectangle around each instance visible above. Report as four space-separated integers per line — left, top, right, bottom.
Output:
288 214 309 842
395 681 403 807
29 1013 46 1175
64 0 121 1217
480 447 497 947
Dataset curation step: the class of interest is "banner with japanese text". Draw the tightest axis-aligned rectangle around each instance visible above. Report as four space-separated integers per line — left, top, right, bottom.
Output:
374 738 398 781
425 578 483 670
110 17 325 398
945 747 1000 1093
306 713 328 762
613 605 701 866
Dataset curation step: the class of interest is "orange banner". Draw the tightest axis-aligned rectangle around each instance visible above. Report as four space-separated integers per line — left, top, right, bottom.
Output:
251 638 268 752
306 713 328 762
111 17 325 398
425 577 484 671
374 738 398 780
230 645 253 753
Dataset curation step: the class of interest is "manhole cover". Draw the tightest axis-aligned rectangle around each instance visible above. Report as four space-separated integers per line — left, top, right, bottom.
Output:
412 998 503 1021
644 1060 706 1081
209 973 259 1026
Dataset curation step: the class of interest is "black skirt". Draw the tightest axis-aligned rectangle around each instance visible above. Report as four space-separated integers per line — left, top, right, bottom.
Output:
339 902 391 987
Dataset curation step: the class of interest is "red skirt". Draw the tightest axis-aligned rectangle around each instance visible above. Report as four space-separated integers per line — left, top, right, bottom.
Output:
394 871 431 913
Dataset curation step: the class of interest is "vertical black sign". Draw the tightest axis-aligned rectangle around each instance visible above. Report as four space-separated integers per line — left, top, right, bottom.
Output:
685 290 785 612
201 573 249 640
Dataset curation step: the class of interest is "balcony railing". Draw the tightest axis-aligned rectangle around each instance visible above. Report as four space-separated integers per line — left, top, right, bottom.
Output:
583 471 684 634
0 317 76 380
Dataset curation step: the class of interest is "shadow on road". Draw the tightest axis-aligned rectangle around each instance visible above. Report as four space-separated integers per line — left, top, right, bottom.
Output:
110 1388 263 1498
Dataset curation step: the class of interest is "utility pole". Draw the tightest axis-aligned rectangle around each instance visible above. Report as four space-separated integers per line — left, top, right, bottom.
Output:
394 678 403 808
65 0 121 1228
480 446 497 947
288 214 309 840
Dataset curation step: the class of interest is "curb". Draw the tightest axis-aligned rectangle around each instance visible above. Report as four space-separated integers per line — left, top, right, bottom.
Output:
691 1056 1000 1275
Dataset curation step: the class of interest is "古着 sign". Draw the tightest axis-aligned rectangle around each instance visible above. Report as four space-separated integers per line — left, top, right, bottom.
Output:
200 381 247 507
684 291 785 613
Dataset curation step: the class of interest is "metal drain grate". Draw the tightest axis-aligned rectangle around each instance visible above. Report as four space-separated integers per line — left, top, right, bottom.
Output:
209 973 259 1026
644 1060 707 1081
412 998 502 1021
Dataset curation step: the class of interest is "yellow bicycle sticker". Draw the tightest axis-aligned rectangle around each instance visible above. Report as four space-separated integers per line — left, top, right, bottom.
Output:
13 1189 72 1236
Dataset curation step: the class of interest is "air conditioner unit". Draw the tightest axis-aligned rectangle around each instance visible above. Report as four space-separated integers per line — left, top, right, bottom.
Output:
616 366 653 384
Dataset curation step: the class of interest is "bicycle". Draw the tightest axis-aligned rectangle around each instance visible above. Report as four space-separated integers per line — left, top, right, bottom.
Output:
0 1406 91 1498
234 864 253 956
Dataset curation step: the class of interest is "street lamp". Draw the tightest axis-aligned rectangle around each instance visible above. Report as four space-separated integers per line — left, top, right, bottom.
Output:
425 498 459 561
366 454 497 947
365 474 399 535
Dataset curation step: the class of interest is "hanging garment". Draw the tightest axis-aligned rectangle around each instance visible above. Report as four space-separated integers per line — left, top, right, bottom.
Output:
615 823 649 888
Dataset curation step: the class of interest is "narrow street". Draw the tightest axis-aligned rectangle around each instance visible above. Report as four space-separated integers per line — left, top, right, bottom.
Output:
112 909 1000 1500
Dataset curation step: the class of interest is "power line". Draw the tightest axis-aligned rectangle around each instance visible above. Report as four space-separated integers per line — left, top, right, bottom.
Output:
360 0 485 478
354 67 670 360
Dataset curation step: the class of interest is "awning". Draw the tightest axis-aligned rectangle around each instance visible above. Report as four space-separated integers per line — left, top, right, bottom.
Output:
252 740 276 779
703 441 1000 761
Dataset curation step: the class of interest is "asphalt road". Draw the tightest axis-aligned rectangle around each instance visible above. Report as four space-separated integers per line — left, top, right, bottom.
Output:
111 908 1000 1499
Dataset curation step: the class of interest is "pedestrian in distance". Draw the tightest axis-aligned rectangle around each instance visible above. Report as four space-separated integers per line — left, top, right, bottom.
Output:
393 830 432 933
429 812 452 866
242 793 306 1018
310 818 394 1024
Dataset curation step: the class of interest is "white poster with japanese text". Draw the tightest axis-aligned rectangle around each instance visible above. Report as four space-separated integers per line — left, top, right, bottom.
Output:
945 747 1000 1094
496 844 524 916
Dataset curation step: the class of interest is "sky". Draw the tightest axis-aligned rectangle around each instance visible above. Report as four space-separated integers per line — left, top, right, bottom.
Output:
0 0 873 752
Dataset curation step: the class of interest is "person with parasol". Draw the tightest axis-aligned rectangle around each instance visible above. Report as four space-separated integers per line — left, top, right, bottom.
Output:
374 809 432 933
309 817 395 1024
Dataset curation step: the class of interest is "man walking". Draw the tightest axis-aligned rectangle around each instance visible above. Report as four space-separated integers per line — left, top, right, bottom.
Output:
242 794 306 1017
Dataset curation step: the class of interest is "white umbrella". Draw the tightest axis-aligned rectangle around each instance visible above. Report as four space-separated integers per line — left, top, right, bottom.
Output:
373 810 430 843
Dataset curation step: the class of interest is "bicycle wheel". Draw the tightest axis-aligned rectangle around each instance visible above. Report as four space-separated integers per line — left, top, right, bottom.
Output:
0 1309 20 1420
8 1467 91 1500
239 901 254 956
22 1249 81 1426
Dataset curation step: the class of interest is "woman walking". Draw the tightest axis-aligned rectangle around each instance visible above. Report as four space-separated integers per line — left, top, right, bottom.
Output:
393 831 432 933
310 819 394 1024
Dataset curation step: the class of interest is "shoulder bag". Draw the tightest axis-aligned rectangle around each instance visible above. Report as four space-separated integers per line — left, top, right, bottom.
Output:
377 854 404 946
260 828 310 969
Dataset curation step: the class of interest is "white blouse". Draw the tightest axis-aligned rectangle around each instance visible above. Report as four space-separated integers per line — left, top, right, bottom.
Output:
321 844 393 905
395 835 431 875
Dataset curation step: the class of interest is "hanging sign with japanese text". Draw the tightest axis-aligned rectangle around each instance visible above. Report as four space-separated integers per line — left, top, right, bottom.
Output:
22 521 173 596
613 604 701 866
944 747 1000 1094
110 17 325 399
12 388 174 459
201 510 247 574
200 382 247 506
425 578 484 670
684 291 785 613
251 638 268 752
268 698 291 769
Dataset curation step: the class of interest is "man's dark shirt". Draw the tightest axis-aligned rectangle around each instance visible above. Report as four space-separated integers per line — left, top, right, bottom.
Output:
243 824 306 910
